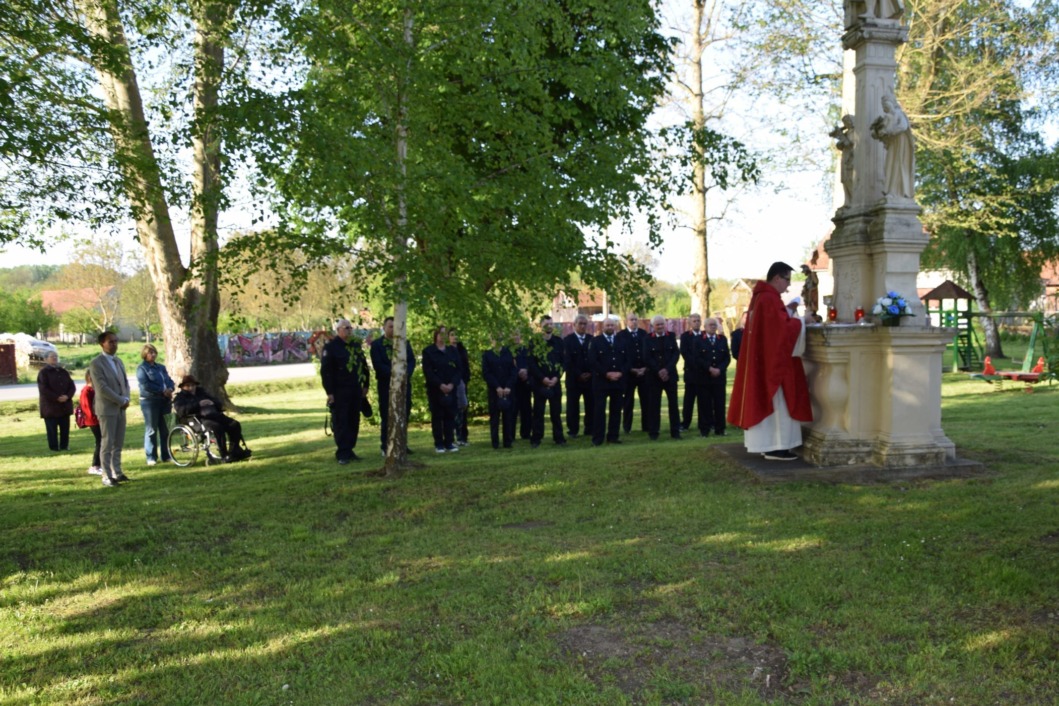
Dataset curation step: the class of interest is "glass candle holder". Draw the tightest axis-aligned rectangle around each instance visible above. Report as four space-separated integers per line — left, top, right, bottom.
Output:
854 307 865 322
827 306 837 322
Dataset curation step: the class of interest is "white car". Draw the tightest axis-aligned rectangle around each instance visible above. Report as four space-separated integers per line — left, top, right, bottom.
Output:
0 333 59 363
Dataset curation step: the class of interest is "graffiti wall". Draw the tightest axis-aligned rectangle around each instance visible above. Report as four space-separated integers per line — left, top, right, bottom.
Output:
220 332 317 366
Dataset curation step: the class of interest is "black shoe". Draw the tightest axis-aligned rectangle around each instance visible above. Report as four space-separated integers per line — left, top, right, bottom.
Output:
530 441 540 448
763 450 798 461
679 425 690 432
714 429 726 437
592 441 603 447
569 431 579 438
101 475 119 487
671 434 682 440
350 452 361 461
338 458 350 465
555 439 567 446
114 473 129 482
608 439 623 444
503 443 513 449
649 434 659 441
700 432 711 438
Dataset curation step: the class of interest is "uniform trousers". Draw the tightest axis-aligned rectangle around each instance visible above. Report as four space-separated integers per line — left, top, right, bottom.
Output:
645 377 681 438
565 381 594 437
591 383 623 444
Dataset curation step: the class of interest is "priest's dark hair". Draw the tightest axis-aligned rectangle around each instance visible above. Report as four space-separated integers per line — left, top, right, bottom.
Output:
766 261 795 282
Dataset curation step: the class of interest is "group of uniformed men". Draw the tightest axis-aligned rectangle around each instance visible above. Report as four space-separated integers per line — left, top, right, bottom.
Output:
320 312 732 461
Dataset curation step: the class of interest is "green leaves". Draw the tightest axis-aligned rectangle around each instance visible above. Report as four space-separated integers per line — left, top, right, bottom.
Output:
244 0 673 337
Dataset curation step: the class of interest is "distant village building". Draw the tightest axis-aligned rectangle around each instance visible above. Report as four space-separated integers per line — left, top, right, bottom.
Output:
37 286 135 342
551 289 607 323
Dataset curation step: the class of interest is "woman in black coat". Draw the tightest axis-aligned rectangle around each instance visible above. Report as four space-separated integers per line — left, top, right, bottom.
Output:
37 351 76 451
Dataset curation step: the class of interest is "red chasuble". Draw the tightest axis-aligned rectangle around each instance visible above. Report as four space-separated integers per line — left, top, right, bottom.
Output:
727 280 812 429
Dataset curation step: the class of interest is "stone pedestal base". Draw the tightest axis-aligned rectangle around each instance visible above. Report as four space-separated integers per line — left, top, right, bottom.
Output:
801 323 956 468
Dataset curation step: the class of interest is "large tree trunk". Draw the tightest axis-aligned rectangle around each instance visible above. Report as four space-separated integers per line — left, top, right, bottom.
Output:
77 0 230 403
688 0 710 317
968 248 1003 358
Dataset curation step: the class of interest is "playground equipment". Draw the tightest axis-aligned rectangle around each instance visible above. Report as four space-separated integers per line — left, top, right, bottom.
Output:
969 312 1054 387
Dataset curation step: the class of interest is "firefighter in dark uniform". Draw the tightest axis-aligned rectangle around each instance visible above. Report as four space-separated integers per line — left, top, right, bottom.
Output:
513 336 534 440
616 313 648 435
563 314 595 438
481 341 518 449
529 315 566 447
321 319 370 463
698 317 731 436
680 313 705 433
643 315 682 440
589 316 630 445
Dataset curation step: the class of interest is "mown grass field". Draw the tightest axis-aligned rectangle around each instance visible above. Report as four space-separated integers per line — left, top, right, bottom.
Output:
2 373 1058 705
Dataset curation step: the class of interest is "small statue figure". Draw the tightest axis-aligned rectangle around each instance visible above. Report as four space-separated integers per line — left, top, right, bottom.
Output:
829 114 855 206
846 0 904 26
800 264 820 316
870 93 915 201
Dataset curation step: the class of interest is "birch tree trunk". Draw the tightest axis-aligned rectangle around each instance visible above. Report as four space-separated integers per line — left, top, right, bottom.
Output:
382 7 415 477
76 0 230 403
967 249 1004 358
688 0 710 318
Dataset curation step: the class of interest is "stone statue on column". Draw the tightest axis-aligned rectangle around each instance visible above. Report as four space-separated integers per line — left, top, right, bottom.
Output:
870 94 915 201
845 0 904 27
829 114 855 207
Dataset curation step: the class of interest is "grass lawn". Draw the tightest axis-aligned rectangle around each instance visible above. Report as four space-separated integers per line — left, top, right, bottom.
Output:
2 374 1058 705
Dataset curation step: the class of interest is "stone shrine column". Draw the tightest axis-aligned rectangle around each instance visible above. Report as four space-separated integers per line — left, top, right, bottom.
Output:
802 0 956 469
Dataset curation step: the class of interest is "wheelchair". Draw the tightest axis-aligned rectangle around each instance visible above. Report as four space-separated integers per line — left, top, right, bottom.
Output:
167 416 223 467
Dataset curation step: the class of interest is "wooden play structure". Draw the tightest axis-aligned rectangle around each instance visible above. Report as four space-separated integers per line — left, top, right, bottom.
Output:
922 281 981 372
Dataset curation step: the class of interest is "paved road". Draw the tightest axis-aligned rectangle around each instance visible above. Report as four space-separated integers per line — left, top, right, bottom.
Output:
0 362 316 403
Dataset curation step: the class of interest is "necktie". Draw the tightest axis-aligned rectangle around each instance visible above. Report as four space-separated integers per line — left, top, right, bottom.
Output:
607 336 613 346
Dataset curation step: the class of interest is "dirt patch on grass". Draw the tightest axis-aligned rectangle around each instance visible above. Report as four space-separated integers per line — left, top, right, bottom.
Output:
556 619 795 702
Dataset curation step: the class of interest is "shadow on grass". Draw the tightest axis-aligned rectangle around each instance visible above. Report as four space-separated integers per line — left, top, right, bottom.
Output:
3 382 1059 704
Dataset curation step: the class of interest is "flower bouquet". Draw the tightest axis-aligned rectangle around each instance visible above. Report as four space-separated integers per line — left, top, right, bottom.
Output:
872 291 914 326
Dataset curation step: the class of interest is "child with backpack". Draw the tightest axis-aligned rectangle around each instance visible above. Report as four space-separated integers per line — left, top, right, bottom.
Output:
77 369 103 476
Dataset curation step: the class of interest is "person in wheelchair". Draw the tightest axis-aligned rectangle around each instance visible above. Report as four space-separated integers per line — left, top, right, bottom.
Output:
173 375 251 462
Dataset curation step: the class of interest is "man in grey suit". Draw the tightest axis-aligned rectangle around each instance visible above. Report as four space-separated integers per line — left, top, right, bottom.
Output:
89 331 131 487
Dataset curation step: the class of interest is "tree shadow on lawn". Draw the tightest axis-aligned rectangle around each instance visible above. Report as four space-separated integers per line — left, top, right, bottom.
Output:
5 386 1059 703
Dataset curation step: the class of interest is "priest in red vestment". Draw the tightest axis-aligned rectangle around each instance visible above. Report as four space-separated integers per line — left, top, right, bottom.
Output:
727 262 812 461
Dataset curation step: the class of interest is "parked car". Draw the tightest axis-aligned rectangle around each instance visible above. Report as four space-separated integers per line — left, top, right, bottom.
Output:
0 333 59 364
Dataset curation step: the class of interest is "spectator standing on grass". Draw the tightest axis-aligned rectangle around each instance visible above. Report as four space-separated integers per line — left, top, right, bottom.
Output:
589 316 630 446
79 369 103 476
679 313 704 432
697 317 731 437
642 315 682 441
513 333 533 441
616 312 648 435
137 343 175 466
321 319 370 464
423 326 461 453
563 314 595 439
481 338 517 449
529 316 566 448
449 329 471 446
38 351 76 453
727 262 812 461
89 331 130 487
370 316 416 456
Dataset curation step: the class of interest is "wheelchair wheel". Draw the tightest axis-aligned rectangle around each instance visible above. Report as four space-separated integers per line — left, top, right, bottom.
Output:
168 426 199 467
204 431 223 466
